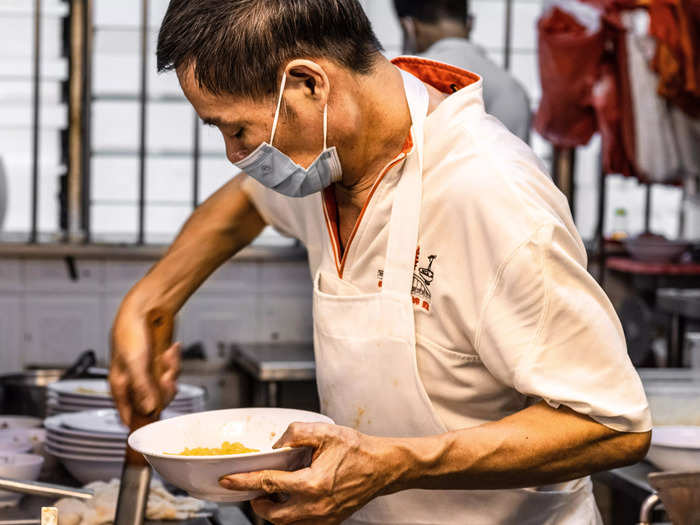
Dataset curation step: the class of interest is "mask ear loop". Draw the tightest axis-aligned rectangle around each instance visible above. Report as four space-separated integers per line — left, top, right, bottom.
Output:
323 103 328 150
269 73 288 146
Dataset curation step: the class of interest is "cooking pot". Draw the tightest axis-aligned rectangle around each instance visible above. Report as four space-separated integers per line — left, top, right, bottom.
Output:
0 351 107 418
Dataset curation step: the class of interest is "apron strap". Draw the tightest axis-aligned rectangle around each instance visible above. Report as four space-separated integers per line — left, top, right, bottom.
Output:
381 71 430 296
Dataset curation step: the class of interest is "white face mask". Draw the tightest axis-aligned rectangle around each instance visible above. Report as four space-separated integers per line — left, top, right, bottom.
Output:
233 73 343 198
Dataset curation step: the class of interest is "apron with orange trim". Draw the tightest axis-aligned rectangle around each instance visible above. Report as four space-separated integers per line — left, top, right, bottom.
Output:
312 70 602 524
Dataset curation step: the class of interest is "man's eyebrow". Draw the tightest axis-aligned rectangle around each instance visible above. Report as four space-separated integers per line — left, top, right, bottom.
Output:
201 116 243 128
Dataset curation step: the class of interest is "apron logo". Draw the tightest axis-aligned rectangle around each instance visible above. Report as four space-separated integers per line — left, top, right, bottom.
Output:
377 249 437 312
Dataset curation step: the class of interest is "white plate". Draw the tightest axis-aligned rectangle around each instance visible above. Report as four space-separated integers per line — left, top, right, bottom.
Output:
130 408 334 502
0 416 42 430
45 430 124 448
49 409 180 437
61 409 128 435
48 379 111 398
45 437 124 457
44 412 127 440
49 380 205 401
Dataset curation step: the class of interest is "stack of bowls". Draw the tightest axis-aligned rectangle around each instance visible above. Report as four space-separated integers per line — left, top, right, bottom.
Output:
46 379 206 416
0 416 45 508
44 409 130 483
44 409 180 483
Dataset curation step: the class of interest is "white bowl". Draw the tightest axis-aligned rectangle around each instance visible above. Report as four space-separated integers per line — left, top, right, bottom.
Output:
0 416 42 430
44 444 123 484
0 454 44 508
647 426 700 471
624 237 690 263
0 429 45 455
129 408 334 502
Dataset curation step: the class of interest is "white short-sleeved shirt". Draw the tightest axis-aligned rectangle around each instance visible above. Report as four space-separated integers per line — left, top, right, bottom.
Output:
242 57 652 434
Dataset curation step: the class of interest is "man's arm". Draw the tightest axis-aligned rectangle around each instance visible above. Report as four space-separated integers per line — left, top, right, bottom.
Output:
220 402 650 525
385 401 650 491
109 174 266 424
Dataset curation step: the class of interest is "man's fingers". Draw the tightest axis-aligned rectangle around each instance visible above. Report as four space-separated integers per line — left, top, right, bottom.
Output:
157 343 181 405
250 495 299 524
219 469 303 494
109 370 132 427
128 368 160 416
273 422 329 450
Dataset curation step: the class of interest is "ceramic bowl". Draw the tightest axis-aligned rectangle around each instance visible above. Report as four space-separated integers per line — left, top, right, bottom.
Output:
647 426 700 471
0 454 44 508
129 408 334 502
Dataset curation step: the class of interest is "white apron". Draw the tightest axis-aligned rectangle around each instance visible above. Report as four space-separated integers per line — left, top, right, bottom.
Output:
312 71 602 524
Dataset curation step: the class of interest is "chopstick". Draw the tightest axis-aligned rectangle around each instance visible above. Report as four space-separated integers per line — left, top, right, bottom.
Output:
0 478 93 500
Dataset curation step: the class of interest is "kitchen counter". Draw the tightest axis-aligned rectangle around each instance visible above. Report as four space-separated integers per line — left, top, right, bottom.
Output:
0 494 251 525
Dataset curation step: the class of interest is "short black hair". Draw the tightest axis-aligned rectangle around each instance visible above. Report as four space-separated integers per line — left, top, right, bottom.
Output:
393 0 469 25
157 0 383 99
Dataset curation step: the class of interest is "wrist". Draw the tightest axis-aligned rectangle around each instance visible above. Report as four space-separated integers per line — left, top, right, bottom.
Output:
374 433 453 494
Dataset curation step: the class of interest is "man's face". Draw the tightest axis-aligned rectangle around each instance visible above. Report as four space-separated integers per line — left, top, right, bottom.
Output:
178 65 327 169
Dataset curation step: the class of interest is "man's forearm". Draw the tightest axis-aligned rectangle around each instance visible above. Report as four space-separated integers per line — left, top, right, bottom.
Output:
381 402 651 492
123 175 266 316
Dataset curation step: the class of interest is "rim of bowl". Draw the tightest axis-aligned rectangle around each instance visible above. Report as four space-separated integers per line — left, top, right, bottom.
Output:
129 407 333 460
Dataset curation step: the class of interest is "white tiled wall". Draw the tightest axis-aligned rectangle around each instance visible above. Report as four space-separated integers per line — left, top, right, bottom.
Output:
0 257 313 373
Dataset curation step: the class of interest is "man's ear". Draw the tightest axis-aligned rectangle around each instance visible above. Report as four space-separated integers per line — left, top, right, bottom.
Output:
283 59 330 106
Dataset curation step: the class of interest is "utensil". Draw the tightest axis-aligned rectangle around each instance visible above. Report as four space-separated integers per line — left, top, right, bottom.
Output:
0 477 93 500
115 311 173 525
59 350 97 381
0 354 107 418
129 407 332 502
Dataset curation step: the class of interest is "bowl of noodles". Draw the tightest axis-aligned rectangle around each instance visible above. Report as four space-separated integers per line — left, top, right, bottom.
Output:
128 408 334 502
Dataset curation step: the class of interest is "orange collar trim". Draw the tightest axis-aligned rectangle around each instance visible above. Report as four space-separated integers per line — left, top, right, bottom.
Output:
391 56 480 94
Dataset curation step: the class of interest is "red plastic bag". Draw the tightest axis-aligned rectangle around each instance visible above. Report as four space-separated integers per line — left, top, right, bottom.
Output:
534 7 606 146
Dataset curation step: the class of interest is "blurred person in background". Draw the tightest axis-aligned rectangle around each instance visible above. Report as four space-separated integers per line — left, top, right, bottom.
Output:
394 0 532 142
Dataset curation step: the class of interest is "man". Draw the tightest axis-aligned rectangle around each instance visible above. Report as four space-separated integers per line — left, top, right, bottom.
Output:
394 0 532 142
110 1 651 524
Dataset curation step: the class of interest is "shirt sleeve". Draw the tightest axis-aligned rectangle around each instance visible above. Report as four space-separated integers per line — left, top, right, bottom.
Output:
475 222 652 433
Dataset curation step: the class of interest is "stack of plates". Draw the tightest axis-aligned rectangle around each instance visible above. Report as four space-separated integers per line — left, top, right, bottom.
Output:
45 409 173 484
46 379 206 416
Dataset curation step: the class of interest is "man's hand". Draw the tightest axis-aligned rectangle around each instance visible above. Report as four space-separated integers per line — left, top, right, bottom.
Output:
219 423 399 525
109 306 180 427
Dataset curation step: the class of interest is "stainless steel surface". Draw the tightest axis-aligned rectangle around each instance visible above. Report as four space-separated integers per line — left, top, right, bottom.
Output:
232 343 316 382
638 493 660 525
0 370 62 418
0 478 93 500
114 464 151 525
648 471 700 525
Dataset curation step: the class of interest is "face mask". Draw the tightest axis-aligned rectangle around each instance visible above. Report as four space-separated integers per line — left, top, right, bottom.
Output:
234 73 343 198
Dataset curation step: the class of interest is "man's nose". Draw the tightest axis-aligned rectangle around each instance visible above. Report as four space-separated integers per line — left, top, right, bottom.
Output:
226 145 250 164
